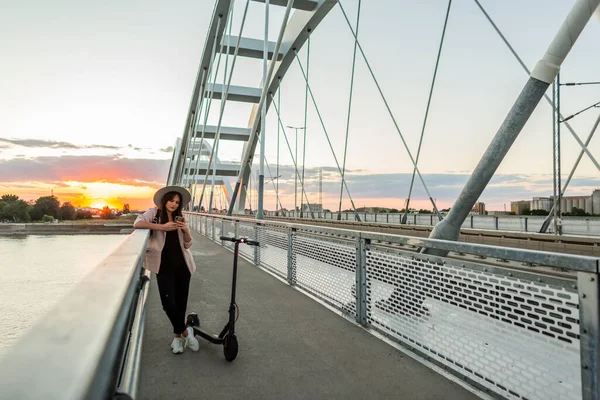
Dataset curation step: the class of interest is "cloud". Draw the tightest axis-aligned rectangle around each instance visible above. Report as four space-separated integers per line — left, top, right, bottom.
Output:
0 138 120 150
0 138 172 154
255 165 600 209
0 155 170 184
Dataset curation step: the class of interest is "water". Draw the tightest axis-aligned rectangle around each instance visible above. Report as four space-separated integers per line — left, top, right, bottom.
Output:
0 234 127 357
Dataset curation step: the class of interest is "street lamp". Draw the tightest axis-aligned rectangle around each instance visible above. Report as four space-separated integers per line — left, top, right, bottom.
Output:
287 125 305 216
266 175 282 216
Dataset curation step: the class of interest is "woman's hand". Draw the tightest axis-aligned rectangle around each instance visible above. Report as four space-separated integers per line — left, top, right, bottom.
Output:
176 220 190 233
161 221 179 231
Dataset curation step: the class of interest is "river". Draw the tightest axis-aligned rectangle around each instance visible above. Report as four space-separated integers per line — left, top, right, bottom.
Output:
0 234 127 357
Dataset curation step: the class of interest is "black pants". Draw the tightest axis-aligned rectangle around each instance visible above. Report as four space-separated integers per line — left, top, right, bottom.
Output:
156 262 191 334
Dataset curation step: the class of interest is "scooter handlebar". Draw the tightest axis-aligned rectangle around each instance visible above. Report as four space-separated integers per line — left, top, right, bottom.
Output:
219 236 260 246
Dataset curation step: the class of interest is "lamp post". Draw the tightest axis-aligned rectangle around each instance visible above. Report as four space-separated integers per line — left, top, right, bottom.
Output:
266 175 282 216
287 125 305 216
539 78 600 234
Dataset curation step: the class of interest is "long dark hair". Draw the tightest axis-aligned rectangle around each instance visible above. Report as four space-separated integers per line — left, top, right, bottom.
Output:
151 192 183 236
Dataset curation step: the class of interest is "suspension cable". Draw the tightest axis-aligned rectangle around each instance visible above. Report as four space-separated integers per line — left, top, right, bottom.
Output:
199 0 251 211
270 94 316 216
293 50 360 221
190 13 228 210
208 7 235 214
179 68 206 188
228 0 296 216
403 0 452 224
300 37 310 218
256 133 288 215
473 0 600 172
337 1 443 221
337 0 361 221
276 85 281 215
192 47 224 210
181 12 224 191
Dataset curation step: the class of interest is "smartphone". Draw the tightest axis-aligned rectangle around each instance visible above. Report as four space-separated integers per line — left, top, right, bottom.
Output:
175 216 185 223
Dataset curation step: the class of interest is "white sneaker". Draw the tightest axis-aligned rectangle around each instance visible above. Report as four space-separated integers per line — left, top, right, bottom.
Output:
171 337 184 354
184 326 200 352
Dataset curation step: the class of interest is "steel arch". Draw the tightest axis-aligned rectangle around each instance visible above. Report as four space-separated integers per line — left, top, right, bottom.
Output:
172 0 339 214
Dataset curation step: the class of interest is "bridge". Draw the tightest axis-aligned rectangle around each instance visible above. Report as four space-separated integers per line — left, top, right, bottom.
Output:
1 1 600 399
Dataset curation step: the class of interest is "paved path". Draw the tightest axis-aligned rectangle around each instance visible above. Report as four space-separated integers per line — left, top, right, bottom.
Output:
138 231 482 400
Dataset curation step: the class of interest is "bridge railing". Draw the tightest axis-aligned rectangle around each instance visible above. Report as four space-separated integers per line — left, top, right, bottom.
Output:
0 229 151 400
186 212 600 400
261 211 600 236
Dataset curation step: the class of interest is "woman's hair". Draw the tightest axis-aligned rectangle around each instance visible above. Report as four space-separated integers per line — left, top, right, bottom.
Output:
155 191 183 225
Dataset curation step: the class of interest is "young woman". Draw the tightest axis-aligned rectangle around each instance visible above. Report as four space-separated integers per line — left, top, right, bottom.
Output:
133 185 200 354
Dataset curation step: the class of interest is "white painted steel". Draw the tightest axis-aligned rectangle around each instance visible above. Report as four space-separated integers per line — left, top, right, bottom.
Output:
531 0 600 83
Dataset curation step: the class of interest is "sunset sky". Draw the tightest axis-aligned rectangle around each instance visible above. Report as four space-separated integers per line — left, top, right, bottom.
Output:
1 0 599 212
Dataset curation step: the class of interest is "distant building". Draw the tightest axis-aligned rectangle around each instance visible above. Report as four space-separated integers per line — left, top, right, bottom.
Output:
560 191 600 214
511 200 530 215
531 197 553 212
471 202 486 215
512 189 600 215
593 190 600 214
301 203 323 214
487 211 511 216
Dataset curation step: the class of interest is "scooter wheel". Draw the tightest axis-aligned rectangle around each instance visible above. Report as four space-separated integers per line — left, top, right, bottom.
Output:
186 313 200 327
223 334 238 362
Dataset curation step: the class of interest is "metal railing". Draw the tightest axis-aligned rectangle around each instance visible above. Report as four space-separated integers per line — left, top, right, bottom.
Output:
260 211 600 236
186 212 600 400
0 229 151 400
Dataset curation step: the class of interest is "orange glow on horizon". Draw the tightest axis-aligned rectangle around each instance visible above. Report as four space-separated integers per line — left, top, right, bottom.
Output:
0 180 159 211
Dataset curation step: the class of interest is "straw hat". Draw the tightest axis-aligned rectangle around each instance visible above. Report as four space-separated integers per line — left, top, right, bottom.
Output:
153 185 191 207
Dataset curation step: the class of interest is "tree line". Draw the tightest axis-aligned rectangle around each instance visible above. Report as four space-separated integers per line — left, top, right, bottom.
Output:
0 194 109 223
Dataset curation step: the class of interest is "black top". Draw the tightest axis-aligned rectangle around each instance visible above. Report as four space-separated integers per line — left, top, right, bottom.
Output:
160 229 186 268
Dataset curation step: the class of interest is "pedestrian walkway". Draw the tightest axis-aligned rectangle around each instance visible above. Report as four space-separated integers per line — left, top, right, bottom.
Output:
138 230 482 399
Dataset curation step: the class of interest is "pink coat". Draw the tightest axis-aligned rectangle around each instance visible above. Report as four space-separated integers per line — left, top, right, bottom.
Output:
133 207 197 275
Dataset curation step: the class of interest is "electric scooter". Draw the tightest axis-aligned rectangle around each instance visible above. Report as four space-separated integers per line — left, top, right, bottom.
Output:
186 236 259 362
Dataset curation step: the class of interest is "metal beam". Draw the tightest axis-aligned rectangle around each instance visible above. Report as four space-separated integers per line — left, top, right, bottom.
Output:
195 124 251 141
220 35 283 60
205 83 262 103
228 0 339 215
423 0 600 255
251 0 317 11
185 162 240 177
170 0 232 185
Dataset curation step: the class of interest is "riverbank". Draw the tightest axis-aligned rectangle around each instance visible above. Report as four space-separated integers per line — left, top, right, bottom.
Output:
0 222 134 236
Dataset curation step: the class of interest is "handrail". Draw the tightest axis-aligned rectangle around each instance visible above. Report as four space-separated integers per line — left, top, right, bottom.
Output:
186 212 600 272
0 229 150 400
115 269 152 399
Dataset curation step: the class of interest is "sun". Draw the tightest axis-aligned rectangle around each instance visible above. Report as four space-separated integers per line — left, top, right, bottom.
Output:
90 201 110 209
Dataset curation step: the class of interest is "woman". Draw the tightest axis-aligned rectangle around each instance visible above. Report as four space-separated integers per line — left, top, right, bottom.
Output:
133 185 200 354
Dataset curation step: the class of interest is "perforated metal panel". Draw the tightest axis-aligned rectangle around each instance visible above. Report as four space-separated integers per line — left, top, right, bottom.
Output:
213 219 221 243
200 216 206 235
292 233 356 312
256 225 288 279
221 220 236 250
472 216 496 230
238 222 256 260
364 245 581 400
498 217 526 232
205 217 212 238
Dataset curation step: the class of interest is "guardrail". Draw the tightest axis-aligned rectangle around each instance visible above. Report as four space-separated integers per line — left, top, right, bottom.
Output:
0 229 151 400
260 211 600 237
186 212 600 400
